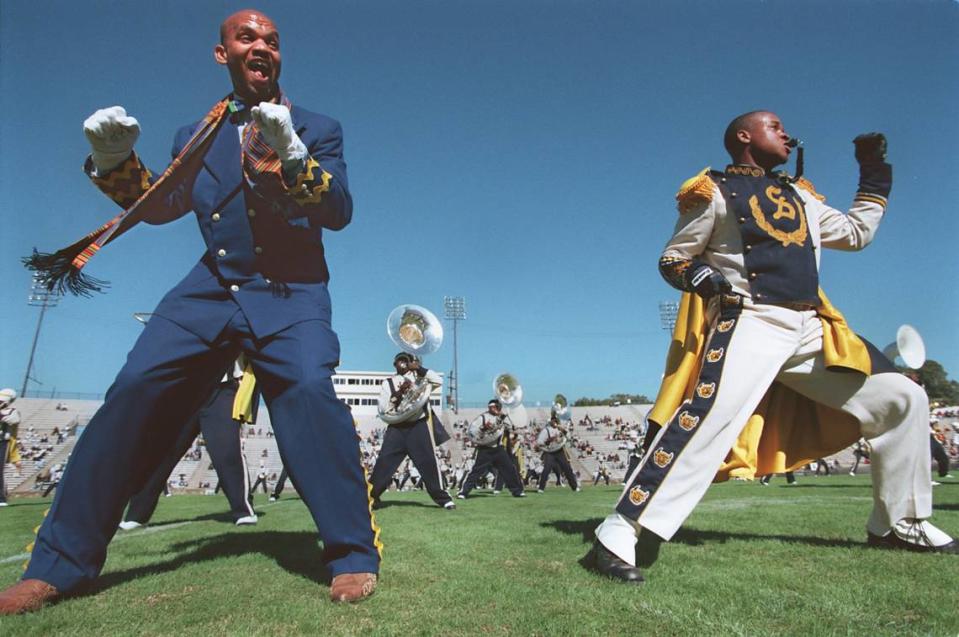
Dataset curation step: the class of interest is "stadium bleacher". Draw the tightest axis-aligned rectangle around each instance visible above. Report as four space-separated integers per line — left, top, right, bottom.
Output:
8 398 954 497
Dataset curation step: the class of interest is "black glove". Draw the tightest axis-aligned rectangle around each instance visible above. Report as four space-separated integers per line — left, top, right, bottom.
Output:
684 261 732 299
853 133 887 164
853 133 892 198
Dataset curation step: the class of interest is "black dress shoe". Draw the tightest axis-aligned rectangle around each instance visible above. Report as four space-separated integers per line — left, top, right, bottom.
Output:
867 531 959 554
591 541 645 584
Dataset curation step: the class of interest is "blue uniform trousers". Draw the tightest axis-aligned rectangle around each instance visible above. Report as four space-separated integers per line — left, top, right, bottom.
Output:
24 310 380 592
369 419 452 507
459 446 524 497
538 450 578 491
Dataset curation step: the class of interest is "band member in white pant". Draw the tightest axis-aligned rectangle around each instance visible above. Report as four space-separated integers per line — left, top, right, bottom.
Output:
592 111 957 584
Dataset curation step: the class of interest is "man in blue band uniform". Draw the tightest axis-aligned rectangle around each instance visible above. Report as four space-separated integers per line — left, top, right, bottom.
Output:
369 353 455 510
592 111 957 584
0 9 380 613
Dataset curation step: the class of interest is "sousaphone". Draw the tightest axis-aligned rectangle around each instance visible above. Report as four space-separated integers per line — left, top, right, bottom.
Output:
552 393 571 423
493 373 523 407
379 304 444 424
883 324 926 370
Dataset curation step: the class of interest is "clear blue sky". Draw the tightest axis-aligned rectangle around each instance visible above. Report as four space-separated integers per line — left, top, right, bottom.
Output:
1 1 957 406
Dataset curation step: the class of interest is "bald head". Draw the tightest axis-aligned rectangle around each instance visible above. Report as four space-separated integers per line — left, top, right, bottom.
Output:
214 8 282 103
220 9 276 44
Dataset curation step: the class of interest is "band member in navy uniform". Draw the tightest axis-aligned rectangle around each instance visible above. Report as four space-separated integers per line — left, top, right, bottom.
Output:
0 9 380 613
119 358 258 528
369 353 454 510
536 417 579 492
592 111 957 585
458 399 526 499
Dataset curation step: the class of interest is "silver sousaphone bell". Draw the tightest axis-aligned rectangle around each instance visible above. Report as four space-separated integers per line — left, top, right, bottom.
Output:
552 393 571 422
493 373 523 408
379 304 444 424
387 304 444 357
883 324 926 370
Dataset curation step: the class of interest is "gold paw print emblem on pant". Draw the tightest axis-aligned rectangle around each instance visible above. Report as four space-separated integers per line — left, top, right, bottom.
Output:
706 347 725 363
678 411 700 431
696 382 716 399
653 448 674 468
629 487 650 506
717 319 735 333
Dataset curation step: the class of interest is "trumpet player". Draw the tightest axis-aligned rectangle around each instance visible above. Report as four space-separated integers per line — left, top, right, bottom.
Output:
457 399 526 499
370 353 455 510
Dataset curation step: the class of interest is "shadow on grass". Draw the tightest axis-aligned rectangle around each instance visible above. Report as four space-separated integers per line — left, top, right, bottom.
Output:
773 484 871 489
145 509 269 526
372 499 442 510
87 530 330 596
545 517 864 569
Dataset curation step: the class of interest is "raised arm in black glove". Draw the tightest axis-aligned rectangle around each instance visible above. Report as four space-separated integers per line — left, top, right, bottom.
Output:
853 132 891 198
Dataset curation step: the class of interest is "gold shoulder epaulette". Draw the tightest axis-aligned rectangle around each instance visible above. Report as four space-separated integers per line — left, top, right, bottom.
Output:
794 176 826 202
675 167 714 214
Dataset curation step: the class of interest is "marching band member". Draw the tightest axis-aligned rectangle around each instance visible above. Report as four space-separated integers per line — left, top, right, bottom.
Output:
592 111 957 585
0 9 379 613
620 430 643 485
536 417 579 493
120 357 258 529
369 353 455 509
0 389 21 507
492 419 525 494
458 400 526 499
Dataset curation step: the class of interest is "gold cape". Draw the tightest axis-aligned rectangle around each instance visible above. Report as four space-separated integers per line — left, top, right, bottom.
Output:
647 290 870 481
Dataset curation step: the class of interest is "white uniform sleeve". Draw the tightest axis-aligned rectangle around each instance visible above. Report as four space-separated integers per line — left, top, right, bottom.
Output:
423 369 442 387
536 428 548 447
811 196 884 251
377 377 395 412
662 188 720 261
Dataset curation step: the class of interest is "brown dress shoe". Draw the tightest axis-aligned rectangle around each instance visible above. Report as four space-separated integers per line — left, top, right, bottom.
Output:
0 579 60 615
329 572 377 603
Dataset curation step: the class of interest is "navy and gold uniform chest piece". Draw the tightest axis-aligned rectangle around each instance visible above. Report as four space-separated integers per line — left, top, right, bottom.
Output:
711 165 819 305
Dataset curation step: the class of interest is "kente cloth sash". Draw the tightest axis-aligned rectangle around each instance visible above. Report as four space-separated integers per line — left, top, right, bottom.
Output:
647 290 870 482
23 94 293 296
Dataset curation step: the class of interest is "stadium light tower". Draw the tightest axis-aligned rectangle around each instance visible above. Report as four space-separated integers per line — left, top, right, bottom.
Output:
658 300 679 333
22 275 62 397
443 296 466 414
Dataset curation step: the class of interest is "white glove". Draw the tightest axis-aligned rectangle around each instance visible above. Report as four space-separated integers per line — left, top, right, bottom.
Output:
83 106 140 174
250 102 308 164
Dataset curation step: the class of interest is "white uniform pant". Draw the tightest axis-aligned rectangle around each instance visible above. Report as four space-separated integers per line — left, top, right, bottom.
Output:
619 302 930 541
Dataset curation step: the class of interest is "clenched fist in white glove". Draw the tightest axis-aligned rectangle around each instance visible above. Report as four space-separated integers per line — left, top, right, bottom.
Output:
83 106 140 174
250 102 307 164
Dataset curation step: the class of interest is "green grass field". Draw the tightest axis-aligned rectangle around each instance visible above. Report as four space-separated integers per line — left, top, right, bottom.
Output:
1 476 957 636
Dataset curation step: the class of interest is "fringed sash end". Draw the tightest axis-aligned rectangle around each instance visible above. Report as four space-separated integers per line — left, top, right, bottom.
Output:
22 248 109 297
